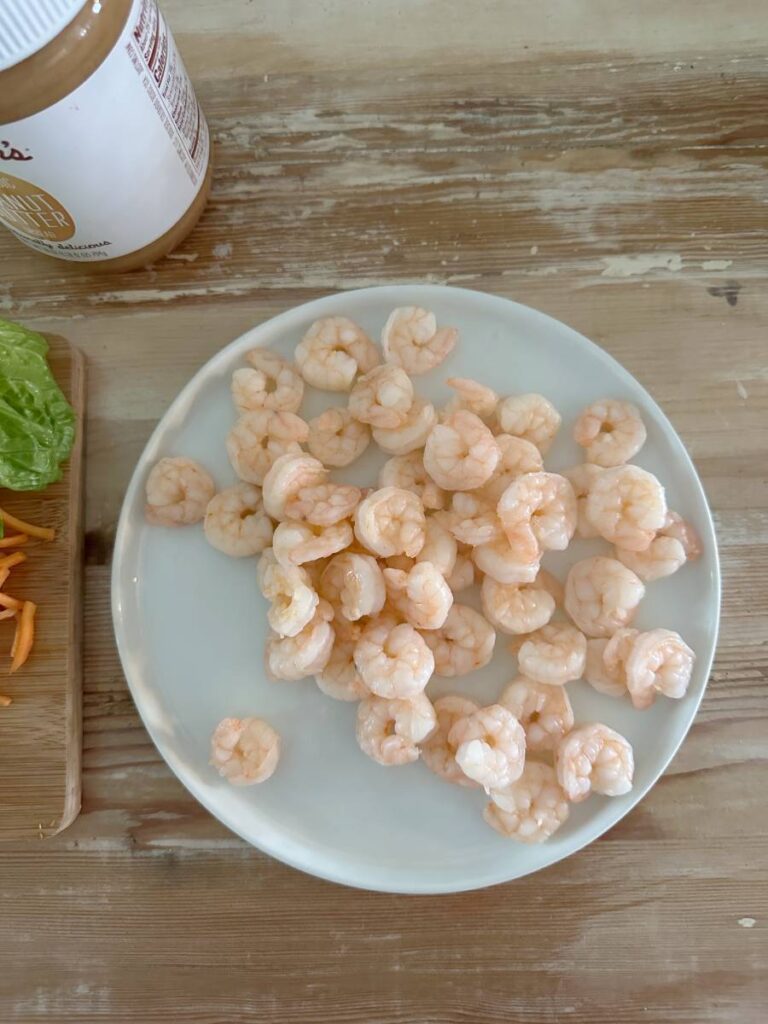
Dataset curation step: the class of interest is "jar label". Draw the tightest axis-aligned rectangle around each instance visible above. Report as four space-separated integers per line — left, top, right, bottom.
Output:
0 0 209 261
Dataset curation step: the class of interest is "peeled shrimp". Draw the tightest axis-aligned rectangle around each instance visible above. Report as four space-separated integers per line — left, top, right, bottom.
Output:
414 516 457 577
210 717 280 785
257 549 318 638
295 317 379 391
316 634 369 702
573 398 647 467
379 452 446 511
423 604 496 677
615 534 686 582
356 693 437 766
625 628 695 709
354 486 426 558
204 483 273 557
319 551 386 621
266 600 335 680
497 471 577 555
449 704 526 790
226 410 308 485
381 306 457 375
349 364 414 429
563 463 603 539
423 410 500 491
480 434 544 504
307 407 371 467
586 464 667 551
583 638 627 698
485 761 570 842
353 620 434 698
496 393 561 454
480 573 555 635
564 556 645 638
499 677 574 753
443 377 499 421
235 348 304 413
421 694 481 787
517 623 587 686
272 519 352 567
472 535 540 585
446 550 475 593
556 723 634 802
383 561 453 630
661 510 702 561
262 452 327 520
439 491 503 546
286 482 362 527
372 397 437 455
144 456 215 527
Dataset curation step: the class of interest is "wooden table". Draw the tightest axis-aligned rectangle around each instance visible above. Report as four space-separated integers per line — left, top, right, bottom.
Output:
1 2 766 1020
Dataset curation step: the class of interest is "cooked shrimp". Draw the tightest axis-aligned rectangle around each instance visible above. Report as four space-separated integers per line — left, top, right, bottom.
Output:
564 556 645 638
257 549 319 638
286 482 362 527
499 678 574 753
485 761 570 842
316 634 369 702
354 486 426 558
349 364 414 429
226 410 308 485
439 491 503 546
446 550 475 592
443 377 499 421
272 519 352 567
423 410 500 491
379 452 447 510
421 694 481 787
210 717 280 785
563 463 603 539
372 398 437 455
414 516 457 577
423 604 496 676
262 452 327 520
517 623 587 686
615 534 686 582
236 348 304 413
586 464 667 551
319 551 386 621
203 483 273 557
472 535 540 585
479 434 544 504
383 561 453 630
307 407 371 467
295 316 379 391
625 628 695 709
573 398 647 467
480 574 555 635
381 306 457 375
660 510 702 561
449 704 526 790
353 620 434 698
356 693 437 766
266 600 335 680
556 723 634 802
144 457 215 526
496 393 561 454
497 471 577 554
583 639 627 698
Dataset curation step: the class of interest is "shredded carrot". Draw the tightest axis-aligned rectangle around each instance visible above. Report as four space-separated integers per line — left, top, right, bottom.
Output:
0 694 11 707
10 601 35 673
0 508 55 542
0 570 7 590
0 551 26 572
0 608 16 621
0 593 23 612
0 533 28 549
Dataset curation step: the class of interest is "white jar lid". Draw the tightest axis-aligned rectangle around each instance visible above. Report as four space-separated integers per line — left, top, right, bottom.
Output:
0 0 84 72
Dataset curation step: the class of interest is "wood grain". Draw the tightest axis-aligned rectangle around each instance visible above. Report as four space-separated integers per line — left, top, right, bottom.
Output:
0 1 766 1021
0 339 84 841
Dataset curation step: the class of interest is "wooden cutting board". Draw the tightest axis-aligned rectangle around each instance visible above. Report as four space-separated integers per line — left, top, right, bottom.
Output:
0 336 85 840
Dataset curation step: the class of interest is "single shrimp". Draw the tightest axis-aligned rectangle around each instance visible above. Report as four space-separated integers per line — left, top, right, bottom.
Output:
485 761 570 842
449 704 526 790
383 561 453 630
583 638 627 698
423 410 500 491
210 717 280 785
564 556 645 638
266 600 335 680
203 483 273 557
517 623 587 686
257 549 319 638
480 573 556 635
414 515 457 577
497 471 577 554
307 407 371 467
472 535 540 585
562 463 604 540
319 551 387 621
556 723 634 802
496 393 561 454
356 693 437 766
235 348 304 413
226 410 308 485
499 677 574 753
381 306 457 375
353 620 434 698
286 482 362 527
573 398 647 467
438 491 503 546
316 634 369 702
442 377 499 421
625 628 695 709
372 397 437 455
295 316 379 391
262 452 327 520
349 364 414 429
479 434 544 505
354 486 426 558
420 694 481 787
446 550 475 592
423 604 496 677
272 519 353 567
615 534 686 582
586 464 667 551
660 510 702 561
144 456 215 526
378 452 447 511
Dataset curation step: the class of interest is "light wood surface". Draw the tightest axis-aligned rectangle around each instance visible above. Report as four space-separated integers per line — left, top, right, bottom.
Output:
0 1 766 1021
0 339 84 841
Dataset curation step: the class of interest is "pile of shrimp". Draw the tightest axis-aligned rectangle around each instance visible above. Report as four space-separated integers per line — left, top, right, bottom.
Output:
145 308 702 845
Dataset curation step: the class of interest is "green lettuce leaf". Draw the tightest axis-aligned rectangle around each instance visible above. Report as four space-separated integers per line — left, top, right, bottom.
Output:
0 318 76 491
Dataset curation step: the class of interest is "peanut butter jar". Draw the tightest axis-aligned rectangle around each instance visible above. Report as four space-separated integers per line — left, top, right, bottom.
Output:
0 0 211 269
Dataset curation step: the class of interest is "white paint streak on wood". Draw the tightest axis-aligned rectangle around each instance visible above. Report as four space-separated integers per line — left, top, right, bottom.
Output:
601 253 684 277
702 259 734 270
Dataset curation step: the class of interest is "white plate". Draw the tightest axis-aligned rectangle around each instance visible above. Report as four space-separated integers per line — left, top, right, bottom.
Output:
112 285 720 894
